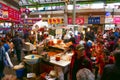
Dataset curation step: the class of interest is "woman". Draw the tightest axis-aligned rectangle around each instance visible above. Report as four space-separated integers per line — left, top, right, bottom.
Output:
70 44 92 80
94 41 105 76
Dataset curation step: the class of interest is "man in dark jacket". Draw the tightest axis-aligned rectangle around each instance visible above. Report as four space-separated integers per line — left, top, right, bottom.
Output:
12 33 23 62
0 39 5 79
101 50 120 80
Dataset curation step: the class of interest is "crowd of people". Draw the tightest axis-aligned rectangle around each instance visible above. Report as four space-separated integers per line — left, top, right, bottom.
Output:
0 27 120 80
68 28 120 80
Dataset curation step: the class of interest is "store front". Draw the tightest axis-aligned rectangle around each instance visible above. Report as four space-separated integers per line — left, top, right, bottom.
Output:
0 2 21 36
87 16 104 33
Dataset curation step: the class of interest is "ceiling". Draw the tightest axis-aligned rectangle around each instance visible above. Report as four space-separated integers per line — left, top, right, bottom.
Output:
18 0 120 7
5 0 119 9
2 0 19 8
19 0 65 6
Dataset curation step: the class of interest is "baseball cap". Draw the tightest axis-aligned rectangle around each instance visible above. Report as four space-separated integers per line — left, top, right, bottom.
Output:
76 44 85 51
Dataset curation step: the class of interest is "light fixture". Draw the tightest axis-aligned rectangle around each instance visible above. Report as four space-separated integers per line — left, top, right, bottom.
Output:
31 31 34 34
8 23 12 26
48 15 51 18
25 14 28 19
39 15 42 18
39 32 42 35
87 28 90 32
5 23 8 26
82 30 85 34
0 23 4 26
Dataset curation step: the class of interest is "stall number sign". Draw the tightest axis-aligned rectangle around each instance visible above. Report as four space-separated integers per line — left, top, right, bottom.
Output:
88 17 100 24
48 18 64 24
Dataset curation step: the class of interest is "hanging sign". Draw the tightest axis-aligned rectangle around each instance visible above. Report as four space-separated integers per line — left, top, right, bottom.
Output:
56 28 62 35
22 18 41 25
105 18 113 23
48 18 64 24
113 17 120 24
68 18 72 24
88 17 100 24
2 11 8 18
0 2 21 22
106 12 111 16
76 17 84 24
68 17 84 25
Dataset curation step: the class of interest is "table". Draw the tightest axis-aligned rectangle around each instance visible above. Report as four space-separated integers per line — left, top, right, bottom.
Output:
50 57 70 67
48 53 73 80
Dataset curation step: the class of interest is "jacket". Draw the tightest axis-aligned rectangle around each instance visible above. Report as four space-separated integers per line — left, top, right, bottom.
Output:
101 64 120 80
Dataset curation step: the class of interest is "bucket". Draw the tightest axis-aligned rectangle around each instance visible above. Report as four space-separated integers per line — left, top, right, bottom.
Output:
15 68 24 78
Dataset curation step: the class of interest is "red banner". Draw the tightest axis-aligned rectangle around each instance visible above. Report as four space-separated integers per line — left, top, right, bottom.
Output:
0 2 21 22
68 17 84 25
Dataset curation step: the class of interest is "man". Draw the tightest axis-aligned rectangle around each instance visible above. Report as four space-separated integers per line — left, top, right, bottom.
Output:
12 33 23 62
0 39 5 79
70 45 92 80
101 50 120 80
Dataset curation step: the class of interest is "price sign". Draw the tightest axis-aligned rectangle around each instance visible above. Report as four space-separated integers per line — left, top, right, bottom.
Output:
48 18 64 24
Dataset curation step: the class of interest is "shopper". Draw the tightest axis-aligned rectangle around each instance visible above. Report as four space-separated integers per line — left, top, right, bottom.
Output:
70 44 92 80
12 32 23 62
69 33 77 49
0 39 13 80
101 50 120 80
0 39 5 79
2 39 10 52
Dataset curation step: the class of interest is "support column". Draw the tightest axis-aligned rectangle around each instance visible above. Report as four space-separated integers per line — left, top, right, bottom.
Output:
64 2 68 26
10 23 14 37
73 0 76 25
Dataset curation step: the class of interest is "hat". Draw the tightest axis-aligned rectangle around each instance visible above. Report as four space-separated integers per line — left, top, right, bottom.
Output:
76 45 85 51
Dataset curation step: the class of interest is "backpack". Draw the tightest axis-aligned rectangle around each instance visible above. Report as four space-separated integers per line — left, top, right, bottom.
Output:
76 68 95 80
0 47 5 61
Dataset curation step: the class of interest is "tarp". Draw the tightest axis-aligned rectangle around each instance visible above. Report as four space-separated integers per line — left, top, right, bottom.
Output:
32 20 49 31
